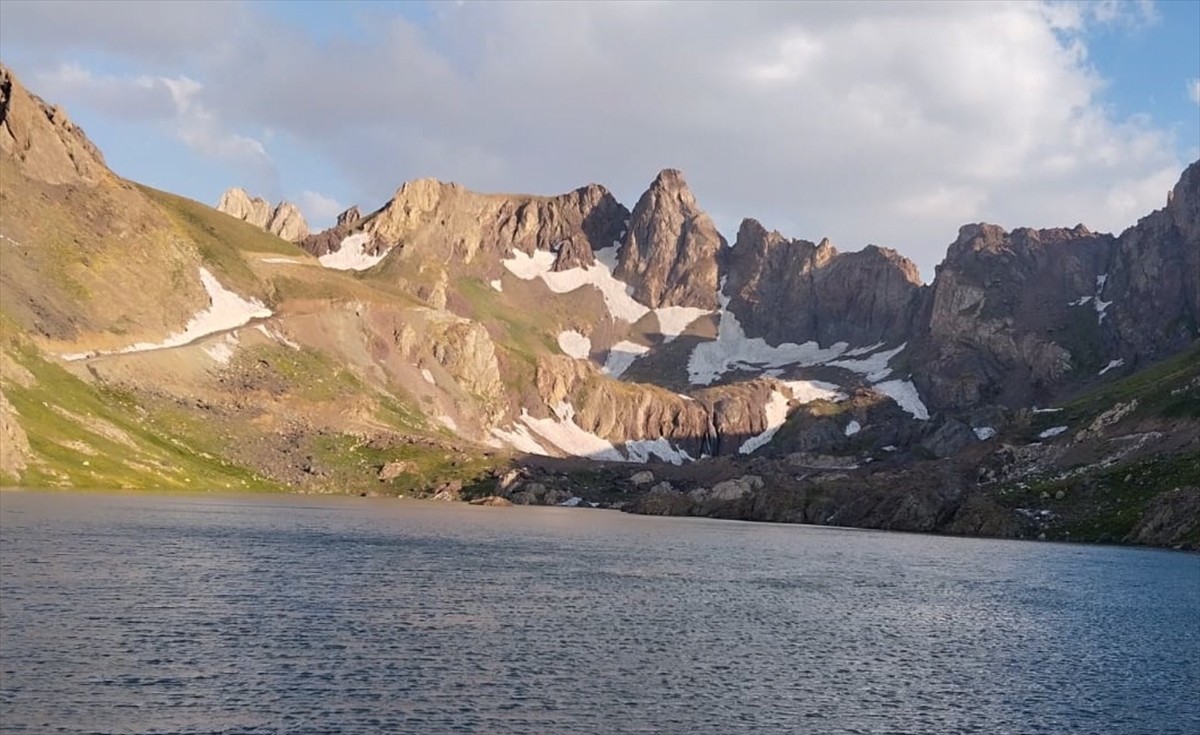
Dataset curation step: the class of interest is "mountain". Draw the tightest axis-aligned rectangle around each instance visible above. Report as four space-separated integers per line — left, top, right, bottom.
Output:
216 187 309 242
1 63 1196 548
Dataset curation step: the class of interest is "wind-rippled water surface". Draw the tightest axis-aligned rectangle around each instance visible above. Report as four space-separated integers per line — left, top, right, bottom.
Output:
1 491 1197 735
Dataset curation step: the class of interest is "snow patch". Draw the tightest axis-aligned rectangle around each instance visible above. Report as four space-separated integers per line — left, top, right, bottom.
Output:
1068 295 1093 306
557 496 584 507
653 306 708 341
520 402 624 462
874 379 930 420
438 415 458 433
557 330 592 359
489 279 503 292
739 390 791 454
319 233 386 271
260 257 310 265
64 268 271 361
881 445 897 452
1098 358 1124 376
623 437 693 465
780 379 846 404
973 426 997 441
1038 426 1069 439
490 425 549 455
1094 273 1111 323
601 341 651 378
689 285 848 385
203 333 239 364
844 420 861 437
421 368 435 385
502 246 651 324
1033 407 1063 414
843 341 886 357
501 248 556 279
829 343 906 383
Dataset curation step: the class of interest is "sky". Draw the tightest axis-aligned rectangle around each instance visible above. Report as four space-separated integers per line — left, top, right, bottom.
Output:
1 0 1197 281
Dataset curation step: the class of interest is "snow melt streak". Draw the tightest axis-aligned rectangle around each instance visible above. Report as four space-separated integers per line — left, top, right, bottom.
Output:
874 380 930 420
739 391 790 454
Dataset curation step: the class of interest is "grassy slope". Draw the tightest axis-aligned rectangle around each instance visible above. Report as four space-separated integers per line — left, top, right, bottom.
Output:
1 184 515 495
997 345 1200 544
1 336 283 492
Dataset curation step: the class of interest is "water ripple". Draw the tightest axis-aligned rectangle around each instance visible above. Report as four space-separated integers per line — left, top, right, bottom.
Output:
1 493 1197 735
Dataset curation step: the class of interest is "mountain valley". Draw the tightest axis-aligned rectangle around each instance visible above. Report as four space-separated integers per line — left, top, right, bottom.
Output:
1 62 1197 549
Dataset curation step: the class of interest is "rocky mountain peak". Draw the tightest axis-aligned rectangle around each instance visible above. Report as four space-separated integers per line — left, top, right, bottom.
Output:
726 219 923 347
615 169 724 310
0 63 108 186
216 188 309 242
1167 159 1200 241
217 188 272 229
336 206 362 228
266 201 309 242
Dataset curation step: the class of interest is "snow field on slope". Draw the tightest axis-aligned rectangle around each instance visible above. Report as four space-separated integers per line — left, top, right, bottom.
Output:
602 341 651 378
318 233 386 271
739 391 791 454
64 268 271 361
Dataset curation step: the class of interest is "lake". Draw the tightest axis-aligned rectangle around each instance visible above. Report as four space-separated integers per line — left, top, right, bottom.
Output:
1 491 1197 734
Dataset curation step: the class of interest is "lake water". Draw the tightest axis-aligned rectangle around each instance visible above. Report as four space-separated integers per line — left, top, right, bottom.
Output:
1 492 1197 735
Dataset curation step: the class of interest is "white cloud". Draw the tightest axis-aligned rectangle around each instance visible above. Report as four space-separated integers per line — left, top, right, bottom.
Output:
4 1 1192 280
298 190 345 228
30 63 276 193
1189 79 1200 105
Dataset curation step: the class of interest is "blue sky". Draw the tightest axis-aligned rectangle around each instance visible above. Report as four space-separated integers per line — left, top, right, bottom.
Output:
1 0 1197 279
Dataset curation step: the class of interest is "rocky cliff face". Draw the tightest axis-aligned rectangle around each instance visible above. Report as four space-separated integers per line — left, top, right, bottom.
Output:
911 162 1199 410
1104 161 1200 359
0 64 108 186
724 219 924 347
615 169 725 310
216 188 309 242
348 179 628 267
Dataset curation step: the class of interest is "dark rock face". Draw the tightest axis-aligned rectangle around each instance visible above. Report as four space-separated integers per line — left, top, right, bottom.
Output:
615 169 725 310
911 162 1199 410
495 184 629 268
911 223 1115 409
336 206 362 228
724 219 924 347
1104 162 1200 359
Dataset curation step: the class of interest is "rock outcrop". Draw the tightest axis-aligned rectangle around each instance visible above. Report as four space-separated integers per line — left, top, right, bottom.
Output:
724 219 924 346
0 63 108 186
615 169 725 310
216 188 309 242
911 162 1199 410
357 179 629 266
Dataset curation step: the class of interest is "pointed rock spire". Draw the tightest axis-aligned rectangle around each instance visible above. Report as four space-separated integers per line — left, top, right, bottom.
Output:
615 169 724 310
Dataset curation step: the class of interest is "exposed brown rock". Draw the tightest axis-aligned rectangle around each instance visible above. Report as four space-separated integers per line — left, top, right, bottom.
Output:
266 201 309 242
0 63 108 186
724 219 923 346
362 179 628 266
615 169 724 309
216 188 309 242
217 187 272 229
